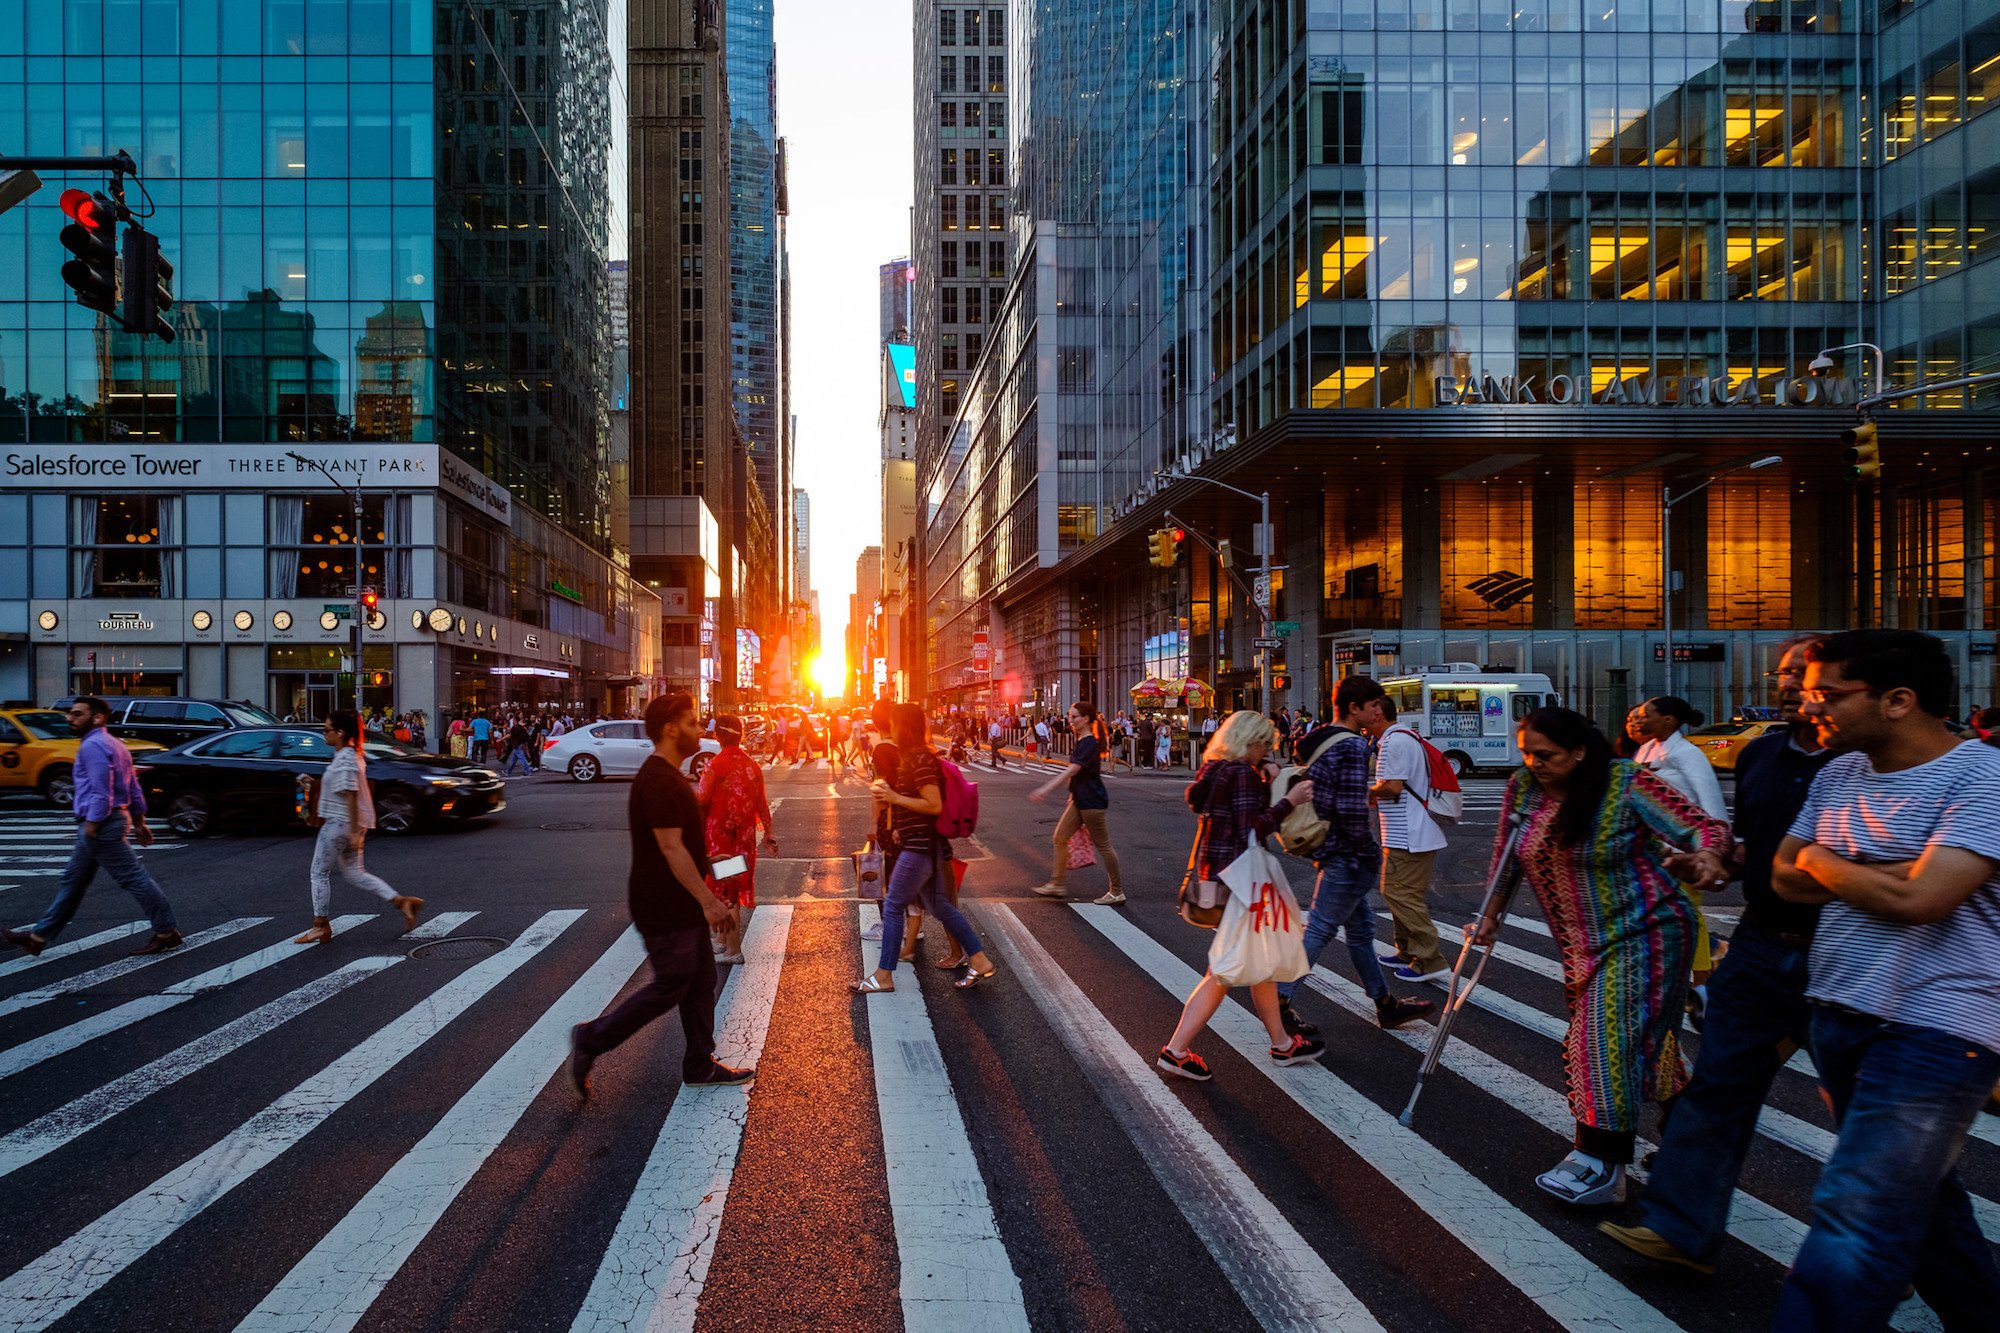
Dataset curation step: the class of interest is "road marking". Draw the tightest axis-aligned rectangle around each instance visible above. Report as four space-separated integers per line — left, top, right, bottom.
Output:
240 924 652 1332
1076 906 1682 1333
0 909 584 1332
845 903 1030 1332
570 907 792 1333
0 917 269 1020
0 916 375 1080
401 911 479 941
986 906 1376 1332
0 923 152 980
0 955 401 1179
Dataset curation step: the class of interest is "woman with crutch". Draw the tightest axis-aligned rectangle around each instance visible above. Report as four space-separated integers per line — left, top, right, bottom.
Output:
1466 707 1731 1207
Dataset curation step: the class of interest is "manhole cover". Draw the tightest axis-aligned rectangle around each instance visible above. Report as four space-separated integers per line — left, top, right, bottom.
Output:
409 936 509 961
539 821 593 831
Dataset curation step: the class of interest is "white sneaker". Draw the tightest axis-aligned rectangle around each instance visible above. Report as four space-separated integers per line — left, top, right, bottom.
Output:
1092 891 1127 906
1535 1152 1627 1207
861 922 883 941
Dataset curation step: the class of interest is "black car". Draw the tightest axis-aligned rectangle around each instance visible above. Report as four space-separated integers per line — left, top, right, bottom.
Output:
53 696 282 749
136 726 506 836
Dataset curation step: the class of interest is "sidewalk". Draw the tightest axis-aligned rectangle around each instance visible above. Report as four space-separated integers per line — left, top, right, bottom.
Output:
979 743 1195 777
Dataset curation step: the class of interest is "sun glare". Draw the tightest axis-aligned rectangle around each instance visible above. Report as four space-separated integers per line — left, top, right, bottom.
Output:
809 652 846 697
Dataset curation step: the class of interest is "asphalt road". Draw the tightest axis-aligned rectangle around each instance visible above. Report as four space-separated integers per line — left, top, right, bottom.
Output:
0 756 1988 1332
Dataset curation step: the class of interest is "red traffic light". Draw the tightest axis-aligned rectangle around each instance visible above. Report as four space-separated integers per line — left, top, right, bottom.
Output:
1169 527 1185 542
360 590 380 610
58 188 108 229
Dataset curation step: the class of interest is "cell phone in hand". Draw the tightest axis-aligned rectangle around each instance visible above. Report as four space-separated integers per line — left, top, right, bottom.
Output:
711 854 749 879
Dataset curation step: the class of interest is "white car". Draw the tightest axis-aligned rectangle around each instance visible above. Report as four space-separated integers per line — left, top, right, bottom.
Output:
543 722 721 783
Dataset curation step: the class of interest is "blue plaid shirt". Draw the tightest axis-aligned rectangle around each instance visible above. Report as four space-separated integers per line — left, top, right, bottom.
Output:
1304 727 1379 866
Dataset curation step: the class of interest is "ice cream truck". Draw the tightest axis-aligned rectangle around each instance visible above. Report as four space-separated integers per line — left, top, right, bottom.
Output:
1380 665 1562 776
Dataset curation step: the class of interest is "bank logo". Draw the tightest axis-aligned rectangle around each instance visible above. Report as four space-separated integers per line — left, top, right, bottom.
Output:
1467 570 1534 610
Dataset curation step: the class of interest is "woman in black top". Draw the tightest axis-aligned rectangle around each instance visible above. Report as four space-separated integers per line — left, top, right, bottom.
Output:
853 703 996 993
1028 701 1125 904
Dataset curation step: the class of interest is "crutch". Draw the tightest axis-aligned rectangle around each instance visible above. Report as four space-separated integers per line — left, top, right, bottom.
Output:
1398 811 1528 1128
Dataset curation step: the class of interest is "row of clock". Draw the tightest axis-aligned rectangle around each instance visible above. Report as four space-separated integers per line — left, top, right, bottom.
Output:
35 607 501 639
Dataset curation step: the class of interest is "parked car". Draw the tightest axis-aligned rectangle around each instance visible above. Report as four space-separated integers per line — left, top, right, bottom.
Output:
0 707 165 806
136 726 505 836
542 721 721 783
53 696 282 750
1687 719 1786 772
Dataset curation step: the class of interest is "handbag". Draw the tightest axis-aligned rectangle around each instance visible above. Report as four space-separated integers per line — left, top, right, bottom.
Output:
1066 827 1097 869
1176 816 1227 929
1208 845 1309 987
853 839 885 902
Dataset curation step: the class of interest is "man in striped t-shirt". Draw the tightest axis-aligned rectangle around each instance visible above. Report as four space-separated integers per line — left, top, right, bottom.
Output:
1772 629 2000 1331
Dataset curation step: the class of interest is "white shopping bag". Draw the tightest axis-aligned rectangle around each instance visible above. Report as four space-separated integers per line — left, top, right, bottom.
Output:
1207 845 1308 988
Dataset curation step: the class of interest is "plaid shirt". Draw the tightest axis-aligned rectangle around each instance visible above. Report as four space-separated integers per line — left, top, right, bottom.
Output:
1186 759 1287 876
1304 727 1380 866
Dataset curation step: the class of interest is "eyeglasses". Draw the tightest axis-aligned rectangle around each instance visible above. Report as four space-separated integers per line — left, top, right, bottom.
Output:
1800 685 1876 704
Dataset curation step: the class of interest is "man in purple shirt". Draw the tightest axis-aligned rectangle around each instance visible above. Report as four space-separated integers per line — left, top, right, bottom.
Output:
2 696 180 957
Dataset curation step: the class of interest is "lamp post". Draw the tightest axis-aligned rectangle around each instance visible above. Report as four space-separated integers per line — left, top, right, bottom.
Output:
1662 454 1781 699
1154 469 1273 712
286 450 365 714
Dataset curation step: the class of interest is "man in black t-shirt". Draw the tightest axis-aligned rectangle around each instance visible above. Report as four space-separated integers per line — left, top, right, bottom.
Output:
567 691 753 1098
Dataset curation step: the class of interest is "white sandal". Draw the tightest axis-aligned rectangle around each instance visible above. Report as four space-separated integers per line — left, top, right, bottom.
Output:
851 975 895 994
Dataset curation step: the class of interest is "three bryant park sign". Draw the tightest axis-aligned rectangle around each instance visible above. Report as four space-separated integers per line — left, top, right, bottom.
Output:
1434 369 1861 408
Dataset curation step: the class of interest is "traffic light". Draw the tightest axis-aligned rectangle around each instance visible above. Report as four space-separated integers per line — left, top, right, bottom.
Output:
1165 527 1184 566
1842 420 1881 482
121 225 175 342
58 187 119 314
1147 529 1171 567
360 588 380 613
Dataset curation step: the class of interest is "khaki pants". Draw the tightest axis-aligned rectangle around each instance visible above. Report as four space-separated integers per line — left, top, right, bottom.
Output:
1051 805 1122 893
1380 847 1445 973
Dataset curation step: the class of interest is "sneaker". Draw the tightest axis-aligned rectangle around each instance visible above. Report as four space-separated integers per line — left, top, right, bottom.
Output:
1376 995 1436 1030
1092 891 1127 906
861 921 883 941
1269 1033 1326 1066
1156 1046 1213 1081
1392 963 1453 984
1030 882 1068 899
1375 948 1407 966
131 930 182 956
1686 985 1708 1034
1596 1223 1719 1274
684 1060 756 1087
1535 1152 1627 1207
566 1024 595 1100
1278 1001 1320 1039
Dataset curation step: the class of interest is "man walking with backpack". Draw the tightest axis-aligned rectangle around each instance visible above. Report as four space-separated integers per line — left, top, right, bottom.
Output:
1373 699 1453 983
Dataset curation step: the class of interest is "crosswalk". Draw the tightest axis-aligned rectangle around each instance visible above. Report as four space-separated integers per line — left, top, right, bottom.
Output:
0 890 1984 1330
0 806 186 897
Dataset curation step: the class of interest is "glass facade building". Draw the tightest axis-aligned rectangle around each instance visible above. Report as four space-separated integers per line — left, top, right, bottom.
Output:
0 1 659 717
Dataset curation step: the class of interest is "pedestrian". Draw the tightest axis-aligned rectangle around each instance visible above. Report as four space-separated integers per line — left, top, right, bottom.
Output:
1156 710 1324 1081
1 696 181 958
567 691 754 1098
1272 676 1435 1039
292 709 424 944
1032 713 1050 760
852 703 996 993
1601 634 1832 1274
502 718 533 777
1469 706 1730 1206
987 715 1006 769
1626 695 1730 1013
1028 700 1124 905
469 711 492 764
1761 630 2000 1329
1155 716 1173 768
1371 696 1453 984
697 715 776 966
1136 713 1157 769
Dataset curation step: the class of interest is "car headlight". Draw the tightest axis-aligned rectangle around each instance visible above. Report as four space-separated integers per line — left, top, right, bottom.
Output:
427 776 470 787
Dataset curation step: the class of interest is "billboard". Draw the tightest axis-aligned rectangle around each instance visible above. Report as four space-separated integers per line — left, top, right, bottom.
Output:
887 343 917 409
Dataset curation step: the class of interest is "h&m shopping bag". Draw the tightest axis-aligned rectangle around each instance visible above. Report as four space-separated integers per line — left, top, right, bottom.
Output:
1207 844 1308 987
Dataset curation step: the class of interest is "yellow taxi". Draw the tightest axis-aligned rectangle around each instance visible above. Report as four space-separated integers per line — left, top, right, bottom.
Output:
1687 719 1786 772
0 707 166 807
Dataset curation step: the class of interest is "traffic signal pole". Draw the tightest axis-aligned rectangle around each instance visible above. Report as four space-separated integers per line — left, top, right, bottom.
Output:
289 451 367 715
1155 473 1274 713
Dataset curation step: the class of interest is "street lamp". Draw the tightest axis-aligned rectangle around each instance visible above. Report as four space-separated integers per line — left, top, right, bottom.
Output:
286 450 367 715
1810 342 1886 398
1662 454 1781 698
1154 466 1274 711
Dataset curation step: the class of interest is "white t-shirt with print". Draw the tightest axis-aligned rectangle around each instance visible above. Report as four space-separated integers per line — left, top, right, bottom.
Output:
318 746 377 829
1375 725 1448 854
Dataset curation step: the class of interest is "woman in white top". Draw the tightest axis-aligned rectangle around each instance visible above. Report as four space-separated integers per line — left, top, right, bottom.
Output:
294 710 424 944
1624 695 1729 991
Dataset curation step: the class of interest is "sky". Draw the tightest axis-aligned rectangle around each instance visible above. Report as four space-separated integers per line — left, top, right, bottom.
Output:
774 2 914 676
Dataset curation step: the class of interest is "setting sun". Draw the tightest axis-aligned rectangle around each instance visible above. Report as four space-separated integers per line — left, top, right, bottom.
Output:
809 651 846 697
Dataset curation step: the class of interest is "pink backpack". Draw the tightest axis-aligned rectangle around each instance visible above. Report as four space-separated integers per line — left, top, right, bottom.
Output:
934 754 980 839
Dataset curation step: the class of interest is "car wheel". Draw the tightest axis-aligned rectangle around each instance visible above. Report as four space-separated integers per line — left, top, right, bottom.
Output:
376 789 420 835
40 764 74 809
687 751 712 781
569 754 601 783
1444 751 1473 778
167 792 211 836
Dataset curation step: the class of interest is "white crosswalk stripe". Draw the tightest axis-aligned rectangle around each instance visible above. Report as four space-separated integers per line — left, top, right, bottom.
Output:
0 917 268 1021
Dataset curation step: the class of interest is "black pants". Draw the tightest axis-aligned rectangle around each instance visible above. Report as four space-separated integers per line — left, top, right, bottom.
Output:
576 925 718 1079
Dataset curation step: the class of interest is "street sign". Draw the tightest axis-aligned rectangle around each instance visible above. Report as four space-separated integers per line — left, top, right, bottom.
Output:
1652 641 1724 663
1251 574 1271 610
323 604 353 619
1253 636 1284 649
1273 620 1300 637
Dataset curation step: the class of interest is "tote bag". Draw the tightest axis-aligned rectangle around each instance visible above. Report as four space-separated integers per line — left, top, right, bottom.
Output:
1207 844 1309 987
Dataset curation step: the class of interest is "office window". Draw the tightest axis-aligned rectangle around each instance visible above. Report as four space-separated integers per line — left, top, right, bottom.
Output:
987 196 1005 231
943 288 959 323
966 286 983 324
965 55 980 87
988 56 1005 93
940 9 956 44
941 103 957 131
987 7 1003 43
967 333 983 364
74 495 180 599
987 148 1007 186
940 55 957 93
942 240 959 277
966 7 981 45
942 333 959 370
964 151 980 186
942 195 958 230
941 148 958 185
966 101 983 130
966 193 983 228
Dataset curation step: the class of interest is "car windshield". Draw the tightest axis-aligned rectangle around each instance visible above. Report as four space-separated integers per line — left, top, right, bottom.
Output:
13 711 72 740
1690 724 1749 736
363 732 426 760
224 702 281 727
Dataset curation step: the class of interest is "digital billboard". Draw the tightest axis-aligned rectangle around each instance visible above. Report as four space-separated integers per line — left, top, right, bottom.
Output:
887 343 917 409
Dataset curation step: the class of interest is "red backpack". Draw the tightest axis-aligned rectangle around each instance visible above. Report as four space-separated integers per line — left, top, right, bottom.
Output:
1408 732 1464 825
934 753 981 839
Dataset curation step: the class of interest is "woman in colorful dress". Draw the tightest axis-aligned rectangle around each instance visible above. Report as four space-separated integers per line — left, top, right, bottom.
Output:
1471 706 1731 1206
697 715 776 965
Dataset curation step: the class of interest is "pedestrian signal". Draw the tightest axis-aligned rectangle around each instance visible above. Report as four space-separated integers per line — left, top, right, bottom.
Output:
1842 421 1881 482
121 224 175 342
58 188 119 315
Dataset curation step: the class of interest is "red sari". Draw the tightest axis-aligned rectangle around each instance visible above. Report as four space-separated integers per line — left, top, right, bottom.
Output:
698 745 771 908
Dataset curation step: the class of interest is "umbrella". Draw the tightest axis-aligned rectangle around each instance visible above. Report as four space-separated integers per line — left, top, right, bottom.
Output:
1176 677 1214 707
1128 678 1168 702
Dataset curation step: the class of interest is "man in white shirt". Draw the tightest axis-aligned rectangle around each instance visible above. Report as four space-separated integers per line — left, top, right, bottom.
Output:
1372 701 1451 981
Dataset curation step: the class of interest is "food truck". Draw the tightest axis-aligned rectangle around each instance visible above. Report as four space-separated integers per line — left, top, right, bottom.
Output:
1380 665 1562 775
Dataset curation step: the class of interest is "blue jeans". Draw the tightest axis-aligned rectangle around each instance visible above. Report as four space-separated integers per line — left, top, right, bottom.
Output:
1775 1007 2000 1332
1638 923 1815 1264
877 845 982 974
502 744 532 775
32 810 178 942
1276 854 1387 1003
